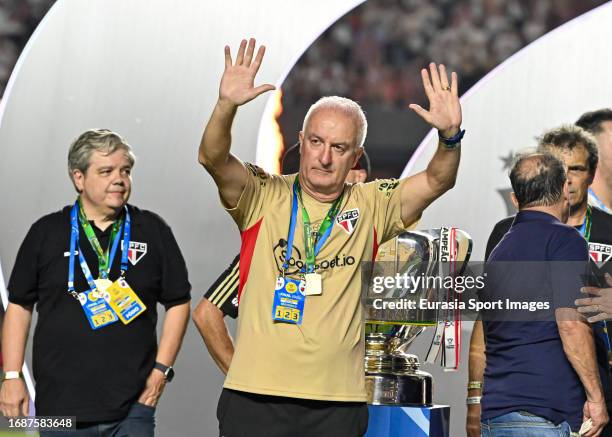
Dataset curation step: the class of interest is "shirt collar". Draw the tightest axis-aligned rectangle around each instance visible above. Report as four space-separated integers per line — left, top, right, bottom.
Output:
513 210 561 226
63 203 141 228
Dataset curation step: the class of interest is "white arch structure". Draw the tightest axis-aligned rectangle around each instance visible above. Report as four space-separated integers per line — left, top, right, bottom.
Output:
1 1 611 435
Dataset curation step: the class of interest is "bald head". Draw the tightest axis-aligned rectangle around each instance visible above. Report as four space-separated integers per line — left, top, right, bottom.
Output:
509 153 567 209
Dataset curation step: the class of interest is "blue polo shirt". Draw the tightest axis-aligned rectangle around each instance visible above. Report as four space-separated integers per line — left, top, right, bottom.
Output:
481 210 608 431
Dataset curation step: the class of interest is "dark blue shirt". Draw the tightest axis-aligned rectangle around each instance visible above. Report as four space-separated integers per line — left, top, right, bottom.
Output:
481 210 607 431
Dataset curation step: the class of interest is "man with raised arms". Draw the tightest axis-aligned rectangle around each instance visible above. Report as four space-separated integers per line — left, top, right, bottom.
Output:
198 38 463 437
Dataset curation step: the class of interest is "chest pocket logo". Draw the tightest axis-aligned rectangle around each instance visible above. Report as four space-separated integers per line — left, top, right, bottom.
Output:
125 241 148 266
589 242 612 267
336 209 360 235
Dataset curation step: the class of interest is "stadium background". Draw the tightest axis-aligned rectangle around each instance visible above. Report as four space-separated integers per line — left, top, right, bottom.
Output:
0 1 610 435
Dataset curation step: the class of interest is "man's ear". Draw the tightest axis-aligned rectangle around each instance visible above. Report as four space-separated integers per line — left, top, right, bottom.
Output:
72 169 85 193
298 132 304 154
353 147 364 169
510 192 519 210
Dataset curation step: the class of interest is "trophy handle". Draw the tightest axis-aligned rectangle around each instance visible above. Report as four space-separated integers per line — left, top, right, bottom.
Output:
388 324 426 355
453 229 473 275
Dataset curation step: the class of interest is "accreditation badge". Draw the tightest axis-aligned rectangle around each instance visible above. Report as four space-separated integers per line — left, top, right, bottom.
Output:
272 276 305 324
304 272 322 296
106 277 147 324
94 278 113 299
77 290 118 330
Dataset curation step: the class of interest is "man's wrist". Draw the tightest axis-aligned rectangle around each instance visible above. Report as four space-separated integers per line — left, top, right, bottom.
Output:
439 127 460 139
438 128 465 148
466 396 482 405
467 380 483 390
2 370 23 381
216 99 238 115
153 362 175 382
585 387 606 403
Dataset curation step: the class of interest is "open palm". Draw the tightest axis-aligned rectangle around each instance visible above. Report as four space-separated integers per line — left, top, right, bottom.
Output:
220 38 275 106
409 63 462 138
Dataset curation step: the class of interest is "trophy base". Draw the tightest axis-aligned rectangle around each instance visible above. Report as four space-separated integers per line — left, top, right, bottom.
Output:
365 370 433 406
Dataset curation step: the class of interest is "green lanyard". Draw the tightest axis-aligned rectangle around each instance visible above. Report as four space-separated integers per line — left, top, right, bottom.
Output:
295 178 344 273
77 198 123 279
579 205 592 241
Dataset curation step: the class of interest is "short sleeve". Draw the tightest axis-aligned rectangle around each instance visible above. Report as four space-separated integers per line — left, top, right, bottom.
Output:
225 163 276 231
368 178 414 245
550 230 589 309
8 222 43 306
156 218 192 309
203 255 240 318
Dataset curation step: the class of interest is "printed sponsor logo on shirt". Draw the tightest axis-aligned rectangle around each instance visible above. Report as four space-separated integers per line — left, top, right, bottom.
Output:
245 162 267 186
273 239 355 275
589 242 612 266
336 208 359 235
125 241 147 265
377 180 399 192
378 179 399 198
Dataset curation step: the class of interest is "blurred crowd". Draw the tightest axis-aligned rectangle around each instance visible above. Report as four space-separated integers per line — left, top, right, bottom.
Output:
282 0 607 110
0 0 607 105
0 0 54 98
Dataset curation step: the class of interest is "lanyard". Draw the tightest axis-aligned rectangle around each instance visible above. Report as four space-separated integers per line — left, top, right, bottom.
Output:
78 198 123 279
589 188 610 213
282 178 343 274
68 201 131 297
578 205 611 353
578 205 592 241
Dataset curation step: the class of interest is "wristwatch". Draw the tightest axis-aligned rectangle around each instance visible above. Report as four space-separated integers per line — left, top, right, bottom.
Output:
1 371 23 381
154 362 175 382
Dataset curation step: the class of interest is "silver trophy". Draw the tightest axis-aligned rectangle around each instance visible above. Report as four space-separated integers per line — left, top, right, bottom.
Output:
364 228 473 406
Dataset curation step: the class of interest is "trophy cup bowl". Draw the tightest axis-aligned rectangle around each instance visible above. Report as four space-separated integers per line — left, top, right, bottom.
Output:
363 228 473 406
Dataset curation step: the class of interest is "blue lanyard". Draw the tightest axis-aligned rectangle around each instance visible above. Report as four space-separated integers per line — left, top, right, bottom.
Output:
282 180 337 274
589 188 610 213
68 203 131 297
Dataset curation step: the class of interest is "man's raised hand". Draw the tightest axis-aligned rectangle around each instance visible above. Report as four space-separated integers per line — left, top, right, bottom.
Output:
409 63 462 138
219 38 275 107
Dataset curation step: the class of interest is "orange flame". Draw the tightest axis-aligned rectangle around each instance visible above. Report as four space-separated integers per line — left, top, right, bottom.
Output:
257 89 285 175
270 89 284 174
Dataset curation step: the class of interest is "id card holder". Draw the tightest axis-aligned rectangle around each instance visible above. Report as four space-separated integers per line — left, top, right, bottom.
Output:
272 276 306 324
77 290 118 330
304 273 322 296
106 277 147 325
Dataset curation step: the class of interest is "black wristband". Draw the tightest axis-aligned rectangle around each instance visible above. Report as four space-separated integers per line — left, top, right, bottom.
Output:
438 129 465 149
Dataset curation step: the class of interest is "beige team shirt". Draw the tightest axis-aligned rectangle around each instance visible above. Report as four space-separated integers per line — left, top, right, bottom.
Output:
223 164 411 401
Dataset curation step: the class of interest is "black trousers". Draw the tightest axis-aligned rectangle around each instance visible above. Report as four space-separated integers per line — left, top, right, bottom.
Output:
217 389 369 437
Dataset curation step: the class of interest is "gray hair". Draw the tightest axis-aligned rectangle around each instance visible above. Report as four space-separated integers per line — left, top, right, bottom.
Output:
302 96 368 148
68 129 135 182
